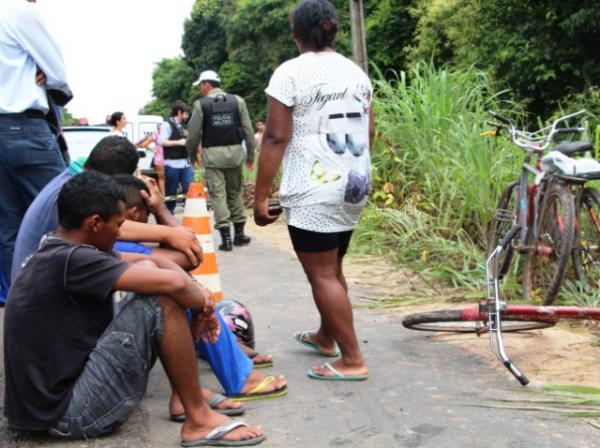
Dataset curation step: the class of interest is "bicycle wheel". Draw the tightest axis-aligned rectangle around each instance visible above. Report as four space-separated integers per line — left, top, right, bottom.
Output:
573 187 600 290
402 309 553 333
523 182 575 305
488 182 519 278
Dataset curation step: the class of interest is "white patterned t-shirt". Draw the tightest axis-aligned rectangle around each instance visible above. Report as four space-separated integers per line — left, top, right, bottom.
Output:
265 51 372 232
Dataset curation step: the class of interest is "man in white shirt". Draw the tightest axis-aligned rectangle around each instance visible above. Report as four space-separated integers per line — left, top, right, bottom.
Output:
0 0 72 283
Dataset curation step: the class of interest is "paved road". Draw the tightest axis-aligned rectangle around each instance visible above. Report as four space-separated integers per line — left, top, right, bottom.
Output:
0 231 597 447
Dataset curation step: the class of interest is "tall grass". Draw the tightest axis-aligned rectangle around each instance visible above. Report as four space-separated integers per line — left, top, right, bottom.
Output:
353 62 522 287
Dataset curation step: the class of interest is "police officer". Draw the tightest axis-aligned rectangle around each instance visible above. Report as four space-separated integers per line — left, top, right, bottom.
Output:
186 71 256 251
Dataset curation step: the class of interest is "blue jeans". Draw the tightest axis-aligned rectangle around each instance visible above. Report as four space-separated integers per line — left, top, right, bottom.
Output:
52 294 162 439
0 116 65 281
164 164 194 212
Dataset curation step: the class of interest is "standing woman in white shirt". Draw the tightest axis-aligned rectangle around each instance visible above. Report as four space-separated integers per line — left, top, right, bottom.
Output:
254 0 374 381
107 111 127 137
0 0 72 285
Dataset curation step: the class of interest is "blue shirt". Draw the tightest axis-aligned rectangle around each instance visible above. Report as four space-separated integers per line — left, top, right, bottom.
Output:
11 161 83 281
0 0 70 114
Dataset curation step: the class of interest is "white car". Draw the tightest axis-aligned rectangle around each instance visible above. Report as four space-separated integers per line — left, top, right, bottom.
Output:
62 122 155 172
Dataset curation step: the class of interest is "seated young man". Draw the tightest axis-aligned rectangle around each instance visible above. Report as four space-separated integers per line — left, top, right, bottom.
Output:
4 172 265 445
112 175 287 417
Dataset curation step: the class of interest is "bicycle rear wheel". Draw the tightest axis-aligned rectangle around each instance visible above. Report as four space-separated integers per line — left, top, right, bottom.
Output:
523 182 575 305
488 182 519 278
573 187 600 290
402 309 554 333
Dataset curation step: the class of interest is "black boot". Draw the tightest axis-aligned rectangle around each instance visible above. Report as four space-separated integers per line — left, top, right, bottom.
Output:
218 227 233 251
233 222 251 246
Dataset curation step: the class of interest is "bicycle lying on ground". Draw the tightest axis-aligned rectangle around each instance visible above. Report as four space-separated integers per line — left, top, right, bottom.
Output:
403 111 600 385
403 225 600 385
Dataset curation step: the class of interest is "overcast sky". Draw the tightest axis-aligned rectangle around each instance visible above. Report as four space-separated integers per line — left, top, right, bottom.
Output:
37 0 196 124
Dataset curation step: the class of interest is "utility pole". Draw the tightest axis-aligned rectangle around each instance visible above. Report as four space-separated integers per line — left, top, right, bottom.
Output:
349 0 368 74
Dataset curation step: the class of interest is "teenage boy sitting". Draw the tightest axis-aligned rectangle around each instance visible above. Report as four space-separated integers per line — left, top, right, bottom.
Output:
4 171 265 446
112 175 287 416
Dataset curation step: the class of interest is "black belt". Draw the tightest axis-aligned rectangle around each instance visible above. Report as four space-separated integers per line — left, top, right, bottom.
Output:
0 109 46 120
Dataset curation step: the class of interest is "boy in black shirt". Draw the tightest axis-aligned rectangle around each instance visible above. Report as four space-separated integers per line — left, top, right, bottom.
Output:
4 171 265 446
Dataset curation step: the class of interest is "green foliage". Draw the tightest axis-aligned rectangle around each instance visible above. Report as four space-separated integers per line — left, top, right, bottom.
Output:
148 58 197 116
409 0 600 119
365 0 417 76
408 0 479 67
353 62 521 287
218 0 298 119
182 0 230 73
59 107 76 125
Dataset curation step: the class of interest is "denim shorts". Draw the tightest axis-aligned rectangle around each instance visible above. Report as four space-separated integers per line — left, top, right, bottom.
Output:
51 294 163 439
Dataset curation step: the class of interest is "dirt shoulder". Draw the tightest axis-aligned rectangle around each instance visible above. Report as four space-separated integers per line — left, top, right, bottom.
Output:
246 218 600 388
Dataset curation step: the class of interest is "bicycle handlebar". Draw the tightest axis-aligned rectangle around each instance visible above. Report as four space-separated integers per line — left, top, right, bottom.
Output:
486 109 587 152
487 110 512 125
499 225 521 250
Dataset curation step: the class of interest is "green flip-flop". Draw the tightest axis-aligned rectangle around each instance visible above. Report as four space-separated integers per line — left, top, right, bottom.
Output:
307 362 368 381
293 331 340 357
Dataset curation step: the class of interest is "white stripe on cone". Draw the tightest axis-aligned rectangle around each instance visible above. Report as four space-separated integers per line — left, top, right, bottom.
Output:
184 198 209 217
193 273 222 293
196 234 215 253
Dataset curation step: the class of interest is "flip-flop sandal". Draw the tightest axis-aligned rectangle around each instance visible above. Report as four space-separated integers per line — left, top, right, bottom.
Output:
226 375 288 402
170 393 245 421
180 420 266 447
248 351 273 369
307 362 368 381
293 331 340 357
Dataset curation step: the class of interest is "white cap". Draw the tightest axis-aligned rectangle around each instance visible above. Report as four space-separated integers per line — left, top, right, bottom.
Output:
192 70 221 86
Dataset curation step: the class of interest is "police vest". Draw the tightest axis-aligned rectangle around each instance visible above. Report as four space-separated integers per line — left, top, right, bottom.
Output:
163 118 188 160
200 94 243 148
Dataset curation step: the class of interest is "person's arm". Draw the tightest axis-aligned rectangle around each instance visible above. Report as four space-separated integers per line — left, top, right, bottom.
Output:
186 102 204 164
139 176 179 227
158 121 185 147
253 96 292 226
368 107 375 147
15 7 69 92
120 220 203 267
115 256 217 341
238 97 256 169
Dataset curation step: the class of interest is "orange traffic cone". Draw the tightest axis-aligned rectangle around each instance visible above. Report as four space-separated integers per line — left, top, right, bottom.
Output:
182 182 224 302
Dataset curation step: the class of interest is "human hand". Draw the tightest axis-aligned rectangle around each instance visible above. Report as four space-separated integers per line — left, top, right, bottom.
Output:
178 138 187 146
190 287 219 342
192 312 220 343
253 197 280 227
35 68 46 86
139 176 165 215
165 226 203 267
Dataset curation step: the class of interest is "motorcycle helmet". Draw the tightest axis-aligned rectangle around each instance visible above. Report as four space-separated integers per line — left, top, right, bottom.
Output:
216 299 255 349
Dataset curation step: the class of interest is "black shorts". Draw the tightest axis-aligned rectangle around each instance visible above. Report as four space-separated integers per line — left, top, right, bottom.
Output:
288 226 354 256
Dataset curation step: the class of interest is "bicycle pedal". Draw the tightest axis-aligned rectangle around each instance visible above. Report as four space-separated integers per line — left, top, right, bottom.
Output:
495 208 513 221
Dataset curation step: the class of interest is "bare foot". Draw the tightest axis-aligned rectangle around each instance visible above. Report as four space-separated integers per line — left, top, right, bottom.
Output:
238 342 273 365
181 411 263 444
310 360 368 378
170 388 241 416
251 353 272 364
240 371 287 395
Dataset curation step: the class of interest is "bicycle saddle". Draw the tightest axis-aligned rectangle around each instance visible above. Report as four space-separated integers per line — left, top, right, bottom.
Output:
553 141 593 156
